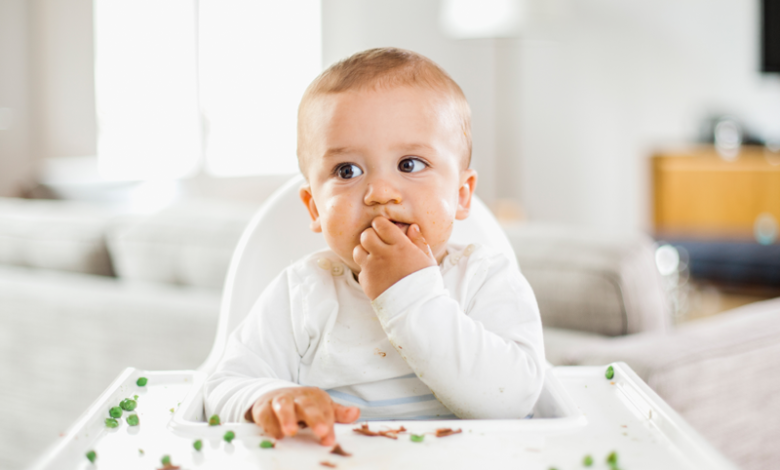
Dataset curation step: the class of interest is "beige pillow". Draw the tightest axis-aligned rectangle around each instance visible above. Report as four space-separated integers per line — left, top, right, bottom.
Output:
0 198 115 276
505 223 670 336
106 200 257 290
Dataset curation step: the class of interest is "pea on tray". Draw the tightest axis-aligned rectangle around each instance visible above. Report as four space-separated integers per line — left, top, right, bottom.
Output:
120 398 137 411
259 440 275 449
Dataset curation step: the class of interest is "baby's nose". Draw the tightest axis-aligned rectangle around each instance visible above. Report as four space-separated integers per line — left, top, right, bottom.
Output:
364 178 402 205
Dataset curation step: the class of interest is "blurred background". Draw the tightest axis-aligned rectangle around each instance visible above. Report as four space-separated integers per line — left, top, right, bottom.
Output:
1 0 779 468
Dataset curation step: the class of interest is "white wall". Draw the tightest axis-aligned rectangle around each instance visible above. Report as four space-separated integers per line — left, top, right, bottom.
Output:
0 0 96 197
517 0 780 232
29 0 97 161
0 0 32 196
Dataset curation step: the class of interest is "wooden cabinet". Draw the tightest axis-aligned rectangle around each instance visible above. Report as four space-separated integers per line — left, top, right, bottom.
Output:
652 146 780 239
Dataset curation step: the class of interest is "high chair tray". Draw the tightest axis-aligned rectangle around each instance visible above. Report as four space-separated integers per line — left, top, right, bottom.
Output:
32 363 736 470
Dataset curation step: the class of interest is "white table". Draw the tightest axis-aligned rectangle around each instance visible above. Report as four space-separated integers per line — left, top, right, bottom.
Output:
32 363 736 470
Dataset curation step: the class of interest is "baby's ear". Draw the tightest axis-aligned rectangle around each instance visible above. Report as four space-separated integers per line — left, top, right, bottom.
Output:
455 169 478 220
299 186 322 233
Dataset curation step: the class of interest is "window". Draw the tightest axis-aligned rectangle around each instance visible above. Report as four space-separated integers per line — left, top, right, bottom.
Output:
94 0 321 180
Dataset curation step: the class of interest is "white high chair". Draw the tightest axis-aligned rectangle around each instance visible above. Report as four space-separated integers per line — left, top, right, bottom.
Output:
32 175 737 470
199 174 519 376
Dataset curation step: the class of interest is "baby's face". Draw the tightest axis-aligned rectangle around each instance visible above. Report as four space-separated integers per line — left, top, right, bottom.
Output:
300 85 477 274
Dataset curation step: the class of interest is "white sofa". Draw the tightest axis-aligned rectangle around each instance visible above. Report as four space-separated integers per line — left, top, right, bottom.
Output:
0 198 253 470
1 197 777 470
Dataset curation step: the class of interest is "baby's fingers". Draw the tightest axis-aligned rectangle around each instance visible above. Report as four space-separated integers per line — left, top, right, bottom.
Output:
254 400 284 439
333 403 360 424
371 217 405 244
272 395 298 437
408 224 435 259
360 227 386 253
353 244 368 267
295 401 334 445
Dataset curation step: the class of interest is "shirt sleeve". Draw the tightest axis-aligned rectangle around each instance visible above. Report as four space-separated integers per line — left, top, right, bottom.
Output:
370 249 546 419
204 271 303 423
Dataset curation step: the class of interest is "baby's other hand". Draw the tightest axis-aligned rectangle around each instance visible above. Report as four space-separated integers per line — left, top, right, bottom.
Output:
353 217 437 300
245 387 360 446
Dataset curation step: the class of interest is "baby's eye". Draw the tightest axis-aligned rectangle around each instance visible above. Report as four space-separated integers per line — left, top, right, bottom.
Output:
398 158 426 173
336 163 363 179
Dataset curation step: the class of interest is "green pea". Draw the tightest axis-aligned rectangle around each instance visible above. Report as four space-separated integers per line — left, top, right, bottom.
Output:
223 430 235 443
410 434 424 442
136 377 148 387
193 439 203 451
259 440 275 449
208 414 220 426
161 455 171 466
126 414 139 426
583 454 594 466
85 450 97 463
105 418 119 428
606 451 618 464
109 406 122 418
605 365 615 380
120 398 137 411
134 394 139 400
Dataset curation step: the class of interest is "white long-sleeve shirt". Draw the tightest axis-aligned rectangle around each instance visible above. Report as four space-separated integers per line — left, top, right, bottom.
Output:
205 243 545 422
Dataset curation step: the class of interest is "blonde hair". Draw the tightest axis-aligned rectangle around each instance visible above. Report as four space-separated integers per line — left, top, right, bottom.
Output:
297 47 472 173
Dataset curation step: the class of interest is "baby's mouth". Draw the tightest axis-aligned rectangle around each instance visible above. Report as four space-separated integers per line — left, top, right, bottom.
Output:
390 220 410 234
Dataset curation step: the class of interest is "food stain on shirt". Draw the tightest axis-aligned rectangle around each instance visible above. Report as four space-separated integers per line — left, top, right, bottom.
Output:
374 348 387 358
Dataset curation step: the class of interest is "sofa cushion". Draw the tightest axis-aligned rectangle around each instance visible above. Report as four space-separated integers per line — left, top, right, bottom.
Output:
505 223 670 336
0 198 115 276
106 200 257 290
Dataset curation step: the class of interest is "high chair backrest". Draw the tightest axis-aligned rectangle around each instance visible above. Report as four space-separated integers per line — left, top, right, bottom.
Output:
199 174 519 374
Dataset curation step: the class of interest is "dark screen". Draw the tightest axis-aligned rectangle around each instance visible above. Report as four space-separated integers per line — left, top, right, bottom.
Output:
764 0 780 72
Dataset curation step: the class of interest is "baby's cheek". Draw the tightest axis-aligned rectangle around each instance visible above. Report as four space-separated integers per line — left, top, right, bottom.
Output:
322 198 363 256
422 203 456 247
324 197 355 235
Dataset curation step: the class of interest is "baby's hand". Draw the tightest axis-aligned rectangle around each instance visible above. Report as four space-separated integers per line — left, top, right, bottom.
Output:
245 387 360 446
353 217 437 300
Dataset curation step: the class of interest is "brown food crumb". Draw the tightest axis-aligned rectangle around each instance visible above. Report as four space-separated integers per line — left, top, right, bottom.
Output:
320 461 337 468
330 444 351 456
435 428 463 438
352 423 407 439
610 382 615 385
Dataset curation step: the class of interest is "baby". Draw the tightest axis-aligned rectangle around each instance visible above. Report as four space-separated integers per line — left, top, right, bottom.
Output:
205 48 545 446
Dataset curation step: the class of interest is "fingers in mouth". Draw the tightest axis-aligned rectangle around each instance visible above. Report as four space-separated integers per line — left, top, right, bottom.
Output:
389 219 410 234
